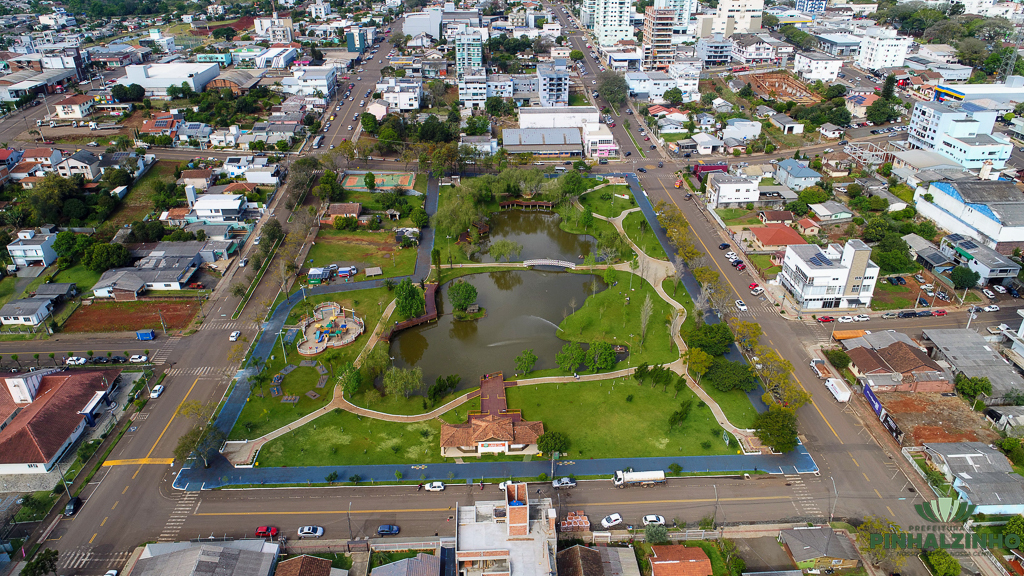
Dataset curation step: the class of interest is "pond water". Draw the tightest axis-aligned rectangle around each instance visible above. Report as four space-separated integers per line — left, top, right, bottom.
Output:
390 270 606 389
463 211 598 264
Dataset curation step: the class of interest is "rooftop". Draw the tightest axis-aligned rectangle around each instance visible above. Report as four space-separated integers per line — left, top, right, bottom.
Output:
750 224 807 247
780 527 858 562
923 328 1024 397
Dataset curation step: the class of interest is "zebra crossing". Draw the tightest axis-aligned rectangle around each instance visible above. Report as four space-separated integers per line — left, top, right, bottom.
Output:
730 301 778 317
199 321 259 332
786 474 823 519
166 366 234 377
150 335 182 364
59 548 132 571
158 491 199 542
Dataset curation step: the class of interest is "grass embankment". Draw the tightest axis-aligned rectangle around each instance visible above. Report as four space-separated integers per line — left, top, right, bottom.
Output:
622 211 668 260
229 352 333 441
13 491 60 522
109 160 176 228
305 229 417 279
715 208 761 227
579 185 635 218
53 264 102 292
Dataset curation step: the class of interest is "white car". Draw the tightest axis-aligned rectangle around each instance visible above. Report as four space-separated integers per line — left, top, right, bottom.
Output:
229 331 241 342
642 514 666 526
498 481 512 491
724 252 737 260
104 571 118 576
750 287 764 296
984 305 1001 312
297 526 324 538
348 125 354 130
837 316 854 323
983 289 997 299
150 384 165 398
921 284 934 291
853 314 870 322
735 300 747 311
129 355 148 363
66 356 87 365
253 235 261 245
601 513 623 528
424 481 445 492
994 285 1008 294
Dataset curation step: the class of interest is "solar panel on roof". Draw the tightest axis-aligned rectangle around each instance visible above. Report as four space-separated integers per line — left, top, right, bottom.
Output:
961 240 978 250
948 233 964 242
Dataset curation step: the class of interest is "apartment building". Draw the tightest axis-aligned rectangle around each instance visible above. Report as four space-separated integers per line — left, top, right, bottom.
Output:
779 240 879 310
536 62 570 106
666 60 701 102
707 173 759 208
696 0 764 37
591 0 633 46
642 7 676 71
793 51 842 81
856 27 912 70
459 69 487 109
455 33 483 76
731 34 775 64
376 78 423 110
907 100 1012 169
696 34 733 67
795 0 827 12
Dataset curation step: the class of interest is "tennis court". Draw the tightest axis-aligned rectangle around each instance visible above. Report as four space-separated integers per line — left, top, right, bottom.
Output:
342 171 415 190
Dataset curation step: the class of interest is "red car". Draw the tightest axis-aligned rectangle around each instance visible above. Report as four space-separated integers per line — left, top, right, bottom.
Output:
933 309 948 317
736 262 746 271
818 316 835 323
255 526 278 538
644 136 650 141
749 282 759 290
342 76 350 79
609 123 616 128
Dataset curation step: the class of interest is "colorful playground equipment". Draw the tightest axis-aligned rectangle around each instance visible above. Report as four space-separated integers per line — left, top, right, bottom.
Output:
296 302 365 356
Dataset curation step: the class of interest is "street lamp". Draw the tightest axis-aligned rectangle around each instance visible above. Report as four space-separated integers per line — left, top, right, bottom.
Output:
829 476 838 522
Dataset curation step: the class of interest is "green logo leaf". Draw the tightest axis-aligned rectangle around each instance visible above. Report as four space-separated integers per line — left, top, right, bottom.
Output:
914 497 976 523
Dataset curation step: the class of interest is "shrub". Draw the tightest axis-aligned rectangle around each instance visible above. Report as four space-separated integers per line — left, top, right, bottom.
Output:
823 349 851 370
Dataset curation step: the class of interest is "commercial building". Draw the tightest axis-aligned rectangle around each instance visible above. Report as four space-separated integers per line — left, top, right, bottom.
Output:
126 541 279 576
455 32 483 76
625 71 675 101
779 527 859 570
707 172 759 208
907 100 1013 169
7 228 56 267
118 63 220 97
779 240 879 310
519 106 600 128
924 328 1024 402
280 66 337 98
934 76 1024 105
923 442 1024 515
939 233 1020 285
814 33 862 57
456 483 556 576
696 34 733 67
54 94 95 119
916 180 1024 254
501 128 583 157
376 78 423 110
855 27 912 70
582 122 618 157
793 51 842 81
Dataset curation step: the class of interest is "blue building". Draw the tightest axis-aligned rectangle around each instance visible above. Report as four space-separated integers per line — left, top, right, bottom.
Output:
346 28 369 54
795 0 826 12
198 53 233 66
924 442 1024 515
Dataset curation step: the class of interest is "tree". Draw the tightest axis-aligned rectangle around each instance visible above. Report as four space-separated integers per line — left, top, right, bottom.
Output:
863 217 891 243
515 349 538 375
951 265 981 289
212 26 236 41
706 357 759 392
410 207 429 228
866 97 897 125
856 516 909 571
957 37 988 67
645 524 669 544
685 323 734 356
823 349 851 370
361 113 379 134
662 87 683 105
395 278 425 318
581 208 594 232
448 280 478 311
569 49 584 61
955 373 992 399
383 366 423 398
639 293 654 345
588 341 617 371
21 548 59 576
556 341 586 373
762 13 779 27
668 399 693 428
275 139 291 153
1005 515 1024 541
488 239 523 262
83 243 130 272
365 172 376 191
597 71 628 107
731 320 762 350
537 431 570 456
685 347 713 383
926 549 960 576
753 406 799 453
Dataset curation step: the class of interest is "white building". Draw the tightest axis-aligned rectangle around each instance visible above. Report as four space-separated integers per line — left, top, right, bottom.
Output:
856 27 912 70
590 0 634 46
455 32 483 76
914 180 1024 253
707 172 759 208
722 118 762 141
703 0 764 37
193 194 246 222
731 34 775 64
582 121 619 157
536 62 569 107
666 61 701 102
907 100 1013 170
624 71 675 101
653 0 696 26
118 63 220 97
280 65 337 98
376 78 423 110
310 0 332 19
918 44 957 63
779 240 879 310
793 51 843 82
7 229 57 267
458 69 487 109
519 106 601 128
939 234 1021 286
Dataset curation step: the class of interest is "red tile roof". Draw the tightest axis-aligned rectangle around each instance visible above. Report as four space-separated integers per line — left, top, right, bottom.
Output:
22 148 57 160
798 218 818 229
223 182 259 193
164 207 191 220
57 94 94 106
0 369 121 466
181 169 213 179
0 149 16 161
274 555 332 576
10 161 42 175
650 546 713 576
440 413 544 448
750 224 807 247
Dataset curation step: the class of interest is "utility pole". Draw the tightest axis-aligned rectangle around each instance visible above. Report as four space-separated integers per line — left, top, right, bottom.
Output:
829 476 838 522
157 308 167 334
279 330 288 364
348 501 353 539
55 460 72 500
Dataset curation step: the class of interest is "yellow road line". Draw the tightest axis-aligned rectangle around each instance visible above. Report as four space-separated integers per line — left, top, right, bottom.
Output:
103 458 174 466
147 377 200 458
89 533 97 544
101 517 108 527
111 500 119 510
862 472 870 482
887 505 896 518
196 495 793 517
874 489 882 499
849 453 859 467
133 465 143 479
122 486 129 494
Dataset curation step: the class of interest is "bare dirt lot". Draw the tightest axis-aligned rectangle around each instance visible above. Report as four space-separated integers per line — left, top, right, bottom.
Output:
878 392 999 446
63 300 201 333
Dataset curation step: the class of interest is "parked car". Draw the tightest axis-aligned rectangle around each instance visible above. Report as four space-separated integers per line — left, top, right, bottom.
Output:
642 515 666 526
983 289 997 299
751 287 764 296
736 262 746 271
229 331 241 342
897 311 917 318
298 526 324 538
933 309 948 316
718 243 730 250
601 513 623 528
150 384 165 398
1011 288 1020 298
914 274 925 283
749 282 759 290
377 525 400 536
916 310 933 317
724 252 737 260
731 259 742 267
255 526 278 538
735 300 747 311
853 314 870 322
424 482 445 492
552 477 577 489
66 356 87 365
90 356 109 364
817 316 835 323
111 356 128 364
881 312 899 319
130 355 148 363
837 316 854 323
984 305 1001 312
994 285 1008 294
64 496 81 517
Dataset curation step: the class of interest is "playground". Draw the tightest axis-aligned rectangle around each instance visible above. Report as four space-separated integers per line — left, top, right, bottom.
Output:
296 302 366 356
342 171 415 191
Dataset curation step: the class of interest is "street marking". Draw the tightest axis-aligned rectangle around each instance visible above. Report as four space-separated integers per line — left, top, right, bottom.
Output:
103 458 174 466
147 377 200 458
887 506 896 518
132 465 143 479
101 516 107 526
862 473 870 482
89 533 97 544
122 486 129 494
196 495 793 517
849 453 859 467
874 489 882 499
112 500 118 510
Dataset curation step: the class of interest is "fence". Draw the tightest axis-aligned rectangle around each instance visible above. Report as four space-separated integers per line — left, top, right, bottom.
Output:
900 447 944 498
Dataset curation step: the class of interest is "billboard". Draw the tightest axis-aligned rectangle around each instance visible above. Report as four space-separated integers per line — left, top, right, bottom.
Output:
863 382 884 416
880 412 904 444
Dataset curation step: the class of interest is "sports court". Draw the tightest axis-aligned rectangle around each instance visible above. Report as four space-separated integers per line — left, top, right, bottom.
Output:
342 171 415 190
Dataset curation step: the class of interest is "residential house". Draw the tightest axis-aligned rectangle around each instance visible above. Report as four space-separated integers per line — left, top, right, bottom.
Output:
779 527 859 570
0 149 23 171
731 34 775 64
939 233 1020 286
707 173 759 209
182 168 215 190
749 224 808 251
849 341 952 392
192 194 247 222
776 159 821 191
924 328 1024 401
7 229 57 267
759 210 795 225
0 298 54 326
797 218 820 235
818 123 843 139
845 93 879 118
691 132 724 155
320 202 362 225
778 240 879 310
809 200 854 221
21 148 62 168
649 546 713 576
370 552 440 576
54 94 95 119
923 442 1024 515
722 119 761 142
754 105 777 118
55 150 100 180
770 114 804 134
94 241 207 299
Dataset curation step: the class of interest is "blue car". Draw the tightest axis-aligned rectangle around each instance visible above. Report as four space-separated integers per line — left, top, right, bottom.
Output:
377 525 400 536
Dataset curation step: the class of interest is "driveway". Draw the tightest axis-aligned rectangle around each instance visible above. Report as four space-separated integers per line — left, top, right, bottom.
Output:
734 537 797 572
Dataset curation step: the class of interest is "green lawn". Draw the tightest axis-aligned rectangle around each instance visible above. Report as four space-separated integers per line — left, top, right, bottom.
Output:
695 378 758 429
54 263 102 293
440 396 480 424
507 378 737 459
413 173 427 194
14 491 60 522
310 554 353 570
579 185 635 218
109 160 176 228
622 211 668 260
662 132 692 142
0 276 17 309
569 94 589 106
255 404 444 467
557 206 623 258
715 208 761 227
871 280 915 311
229 360 333 440
305 229 417 279
558 272 679 369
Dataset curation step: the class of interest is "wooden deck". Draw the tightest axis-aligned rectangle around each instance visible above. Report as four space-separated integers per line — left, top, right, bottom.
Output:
499 200 554 209
383 283 438 341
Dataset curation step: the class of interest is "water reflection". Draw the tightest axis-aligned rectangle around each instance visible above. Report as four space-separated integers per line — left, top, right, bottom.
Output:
470 211 597 263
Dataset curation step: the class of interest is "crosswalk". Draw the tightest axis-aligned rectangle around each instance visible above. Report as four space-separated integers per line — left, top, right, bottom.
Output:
150 335 182 365
158 491 199 542
786 474 823 519
59 548 132 571
166 366 234 377
198 321 259 332
730 301 778 318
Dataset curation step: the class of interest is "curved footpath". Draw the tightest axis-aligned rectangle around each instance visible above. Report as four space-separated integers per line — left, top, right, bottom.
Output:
174 174 815 491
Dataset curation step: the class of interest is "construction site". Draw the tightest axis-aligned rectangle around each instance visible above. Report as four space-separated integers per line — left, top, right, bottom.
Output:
749 72 820 104
876 392 1000 446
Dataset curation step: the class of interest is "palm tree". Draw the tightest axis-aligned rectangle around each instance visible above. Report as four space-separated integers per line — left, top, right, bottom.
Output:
49 353 55 366
11 354 19 368
33 353 39 367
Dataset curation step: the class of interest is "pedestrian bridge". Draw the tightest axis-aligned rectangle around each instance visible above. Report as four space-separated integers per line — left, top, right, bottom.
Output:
523 259 576 269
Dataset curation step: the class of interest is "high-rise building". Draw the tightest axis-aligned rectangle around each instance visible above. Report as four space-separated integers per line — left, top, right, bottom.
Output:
907 100 1013 169
855 27 912 70
696 0 763 37
794 0 826 13
654 0 694 25
642 7 676 70
592 0 634 47
455 33 483 76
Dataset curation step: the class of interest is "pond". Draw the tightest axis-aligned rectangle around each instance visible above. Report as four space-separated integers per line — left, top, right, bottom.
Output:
389 270 606 389
464 211 597 264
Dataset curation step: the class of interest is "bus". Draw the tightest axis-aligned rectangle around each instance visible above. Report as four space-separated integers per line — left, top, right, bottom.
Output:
312 135 324 149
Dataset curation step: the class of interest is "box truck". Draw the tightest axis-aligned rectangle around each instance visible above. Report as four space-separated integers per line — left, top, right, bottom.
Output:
824 377 851 403
612 470 666 488
136 329 156 341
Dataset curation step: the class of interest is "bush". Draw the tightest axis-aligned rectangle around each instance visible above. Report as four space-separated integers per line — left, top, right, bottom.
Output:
823 349 851 370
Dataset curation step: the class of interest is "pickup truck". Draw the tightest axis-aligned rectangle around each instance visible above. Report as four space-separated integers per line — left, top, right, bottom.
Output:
552 477 577 489
809 358 832 380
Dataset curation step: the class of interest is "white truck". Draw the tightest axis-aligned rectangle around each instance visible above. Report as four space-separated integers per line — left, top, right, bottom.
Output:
824 378 851 403
612 470 666 488
809 358 833 380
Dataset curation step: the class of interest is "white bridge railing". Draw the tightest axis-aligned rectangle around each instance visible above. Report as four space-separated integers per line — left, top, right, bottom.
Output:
523 259 576 269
